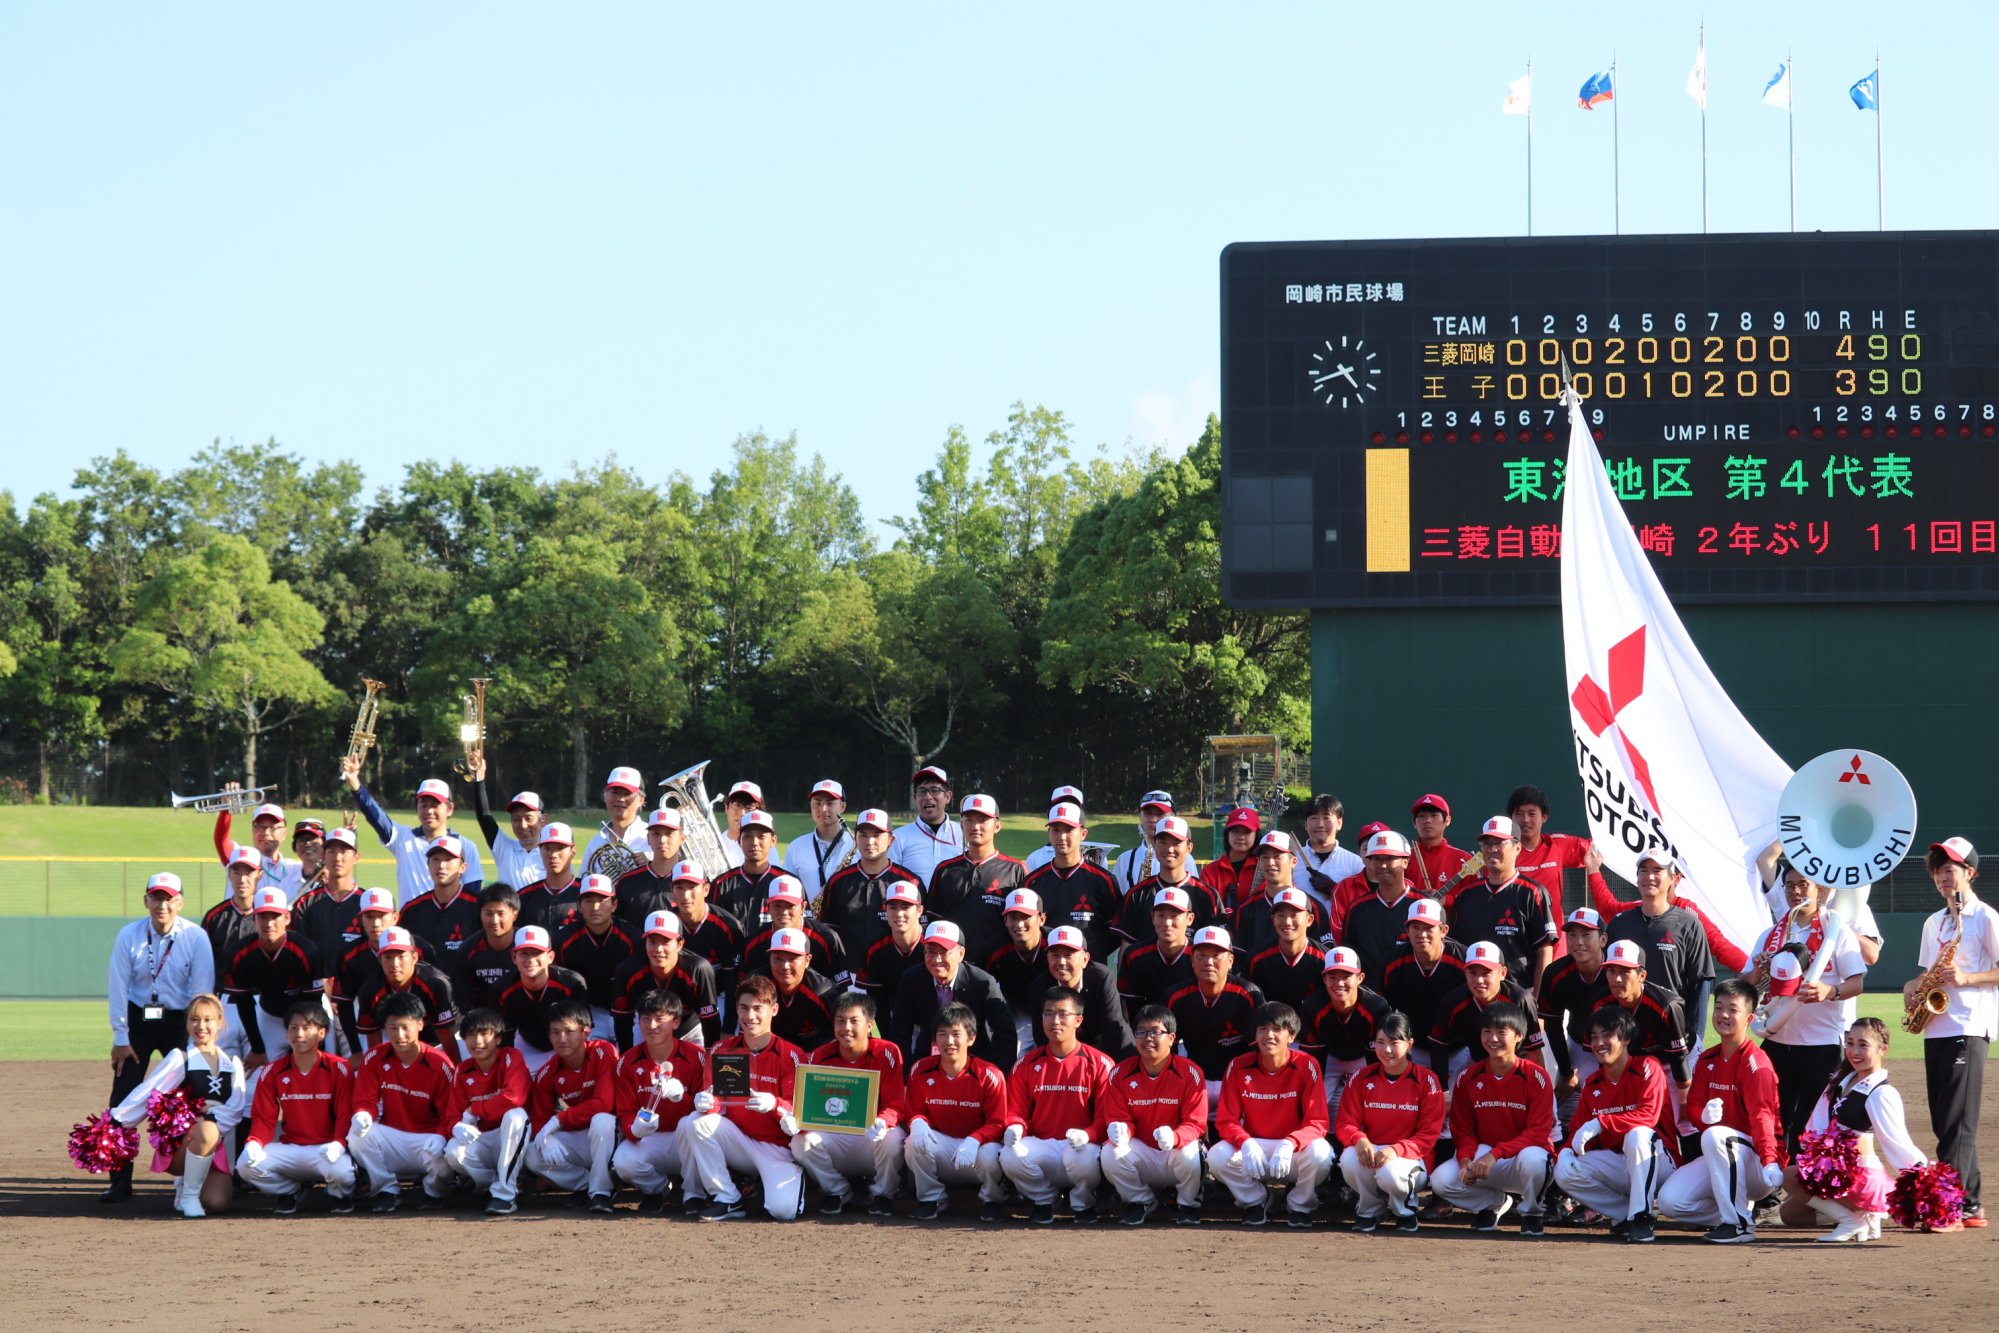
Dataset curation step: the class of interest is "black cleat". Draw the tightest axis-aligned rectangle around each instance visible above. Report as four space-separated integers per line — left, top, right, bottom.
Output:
328 1192 356 1214
271 1190 300 1216
1353 1213 1380 1234
1069 1205 1097 1225
588 1193 614 1214
97 1180 134 1205
700 1199 747 1222
818 1191 851 1216
866 1194 896 1218
486 1196 518 1216
1626 1213 1655 1243
1393 1212 1420 1234
1122 1200 1156 1227
1175 1204 1203 1227
1705 1222 1754 1244
1609 1219 1630 1239
372 1191 402 1214
913 1198 944 1220
1287 1209 1315 1230
1520 1213 1545 1238
1030 1202 1056 1226
979 1199 1008 1223
682 1195 711 1217
1472 1208 1500 1232
1241 1202 1269 1227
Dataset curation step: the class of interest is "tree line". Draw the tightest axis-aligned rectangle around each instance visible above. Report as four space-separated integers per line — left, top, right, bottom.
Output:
0 406 1307 813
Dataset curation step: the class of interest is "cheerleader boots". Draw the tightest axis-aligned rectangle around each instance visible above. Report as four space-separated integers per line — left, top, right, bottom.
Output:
177 1151 213 1219
1809 1195 1869 1243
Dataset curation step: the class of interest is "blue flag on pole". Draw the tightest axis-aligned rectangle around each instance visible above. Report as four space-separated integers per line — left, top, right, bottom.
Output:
1578 69 1614 109
1850 71 1879 109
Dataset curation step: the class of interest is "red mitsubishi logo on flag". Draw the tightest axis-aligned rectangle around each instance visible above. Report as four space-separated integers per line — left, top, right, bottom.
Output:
1571 625 1661 810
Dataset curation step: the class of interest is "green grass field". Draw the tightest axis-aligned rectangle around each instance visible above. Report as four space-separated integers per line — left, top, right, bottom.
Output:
0 805 1172 917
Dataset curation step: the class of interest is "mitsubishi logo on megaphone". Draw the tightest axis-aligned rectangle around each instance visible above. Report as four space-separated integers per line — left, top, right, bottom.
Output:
1777 749 1917 887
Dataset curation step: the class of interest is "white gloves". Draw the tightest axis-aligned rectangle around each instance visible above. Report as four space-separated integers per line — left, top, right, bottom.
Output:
908 1116 933 1152
866 1117 889 1143
1761 1161 1786 1193
1269 1141 1295 1181
349 1110 374 1136
661 1077 686 1104
1064 1127 1091 1150
693 1090 718 1115
461 1110 479 1125
241 1140 266 1166
452 1121 481 1145
776 1110 799 1136
746 1091 777 1114
1570 1117 1602 1153
953 1137 979 1171
799 1130 823 1152
1153 1126 1177 1151
539 1139 570 1169
630 1109 658 1139
323 1140 344 1163
1702 1097 1725 1127
1236 1138 1267 1179
1106 1121 1131 1149
1003 1124 1027 1157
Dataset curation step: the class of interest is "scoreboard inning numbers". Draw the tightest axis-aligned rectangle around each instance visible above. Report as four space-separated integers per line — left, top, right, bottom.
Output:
1219 231 1999 609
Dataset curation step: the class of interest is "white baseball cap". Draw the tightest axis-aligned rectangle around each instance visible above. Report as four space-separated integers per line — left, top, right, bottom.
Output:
1153 815 1191 843
960 794 998 818
727 781 765 805
912 765 949 787
251 803 286 824
226 847 262 871
767 876 805 904
1325 946 1363 975
377 926 418 954
768 927 812 957
1270 887 1313 913
507 791 544 812
1479 816 1517 841
252 886 290 914
322 827 359 851
1604 940 1647 970
512 925 553 953
538 822 574 848
643 910 682 939
1464 941 1507 969
810 779 846 801
1931 836 1979 867
1365 831 1413 858
1564 907 1605 932
1049 785 1085 806
358 888 397 915
1406 898 1446 927
426 834 464 859
415 778 452 803
921 921 965 950
648 807 684 830
670 860 708 884
883 881 923 907
1003 889 1043 916
1139 790 1174 812
144 872 183 898
1257 831 1297 855
1046 925 1087 951
1152 886 1193 913
738 810 775 833
604 766 644 792
855 807 893 832
1191 925 1233 951
580 873 617 897
1047 802 1084 828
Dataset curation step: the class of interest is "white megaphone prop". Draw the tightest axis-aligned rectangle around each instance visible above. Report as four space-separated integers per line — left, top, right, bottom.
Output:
1776 750 1918 921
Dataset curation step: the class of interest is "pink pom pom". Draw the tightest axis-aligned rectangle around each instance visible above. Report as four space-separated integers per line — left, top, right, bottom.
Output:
1796 1125 1862 1202
67 1113 140 1174
1888 1162 1966 1231
144 1087 200 1158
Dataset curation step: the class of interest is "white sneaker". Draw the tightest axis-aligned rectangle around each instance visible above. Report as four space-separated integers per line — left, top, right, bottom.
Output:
1818 1215 1869 1243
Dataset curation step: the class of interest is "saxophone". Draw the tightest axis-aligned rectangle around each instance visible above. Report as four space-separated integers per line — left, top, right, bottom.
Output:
808 822 857 921
1905 935 1960 1034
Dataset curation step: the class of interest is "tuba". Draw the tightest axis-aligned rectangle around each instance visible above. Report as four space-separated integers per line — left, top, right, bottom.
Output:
657 760 734 882
1776 749 1918 891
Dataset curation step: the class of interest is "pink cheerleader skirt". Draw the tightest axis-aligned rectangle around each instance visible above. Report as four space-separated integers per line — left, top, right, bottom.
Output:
150 1144 233 1176
1838 1161 1891 1213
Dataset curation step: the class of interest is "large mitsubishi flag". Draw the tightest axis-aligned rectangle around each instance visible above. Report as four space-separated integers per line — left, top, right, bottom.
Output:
1559 393 1790 953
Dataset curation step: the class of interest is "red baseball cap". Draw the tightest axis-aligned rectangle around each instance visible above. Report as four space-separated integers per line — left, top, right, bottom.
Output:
1411 793 1451 817
1766 950 1803 996
1225 807 1262 833
1355 821 1391 846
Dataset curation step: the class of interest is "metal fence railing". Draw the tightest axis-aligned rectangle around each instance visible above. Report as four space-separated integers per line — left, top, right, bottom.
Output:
0 857 406 919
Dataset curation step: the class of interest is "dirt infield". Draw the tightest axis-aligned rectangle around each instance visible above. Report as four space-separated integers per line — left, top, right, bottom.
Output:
3 1060 1990 1332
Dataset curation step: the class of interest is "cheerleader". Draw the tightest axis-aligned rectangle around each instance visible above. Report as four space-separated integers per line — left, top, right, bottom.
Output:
109 994 248 1218
1777 1017 1925 1243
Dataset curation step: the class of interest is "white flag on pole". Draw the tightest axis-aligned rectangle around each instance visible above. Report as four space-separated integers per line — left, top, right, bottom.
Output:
1558 394 1791 954
1502 73 1532 116
1763 60 1792 108
1686 38 1708 109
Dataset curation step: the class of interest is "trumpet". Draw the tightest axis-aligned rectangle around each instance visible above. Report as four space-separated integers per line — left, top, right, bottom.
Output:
170 785 274 814
453 678 490 781
341 678 385 782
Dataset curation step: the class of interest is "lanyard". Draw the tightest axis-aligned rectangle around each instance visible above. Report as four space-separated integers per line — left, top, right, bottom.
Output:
143 930 178 1002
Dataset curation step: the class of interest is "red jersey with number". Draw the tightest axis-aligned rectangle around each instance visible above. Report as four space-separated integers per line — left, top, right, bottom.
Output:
248 1051 353 1147
807 1037 907 1127
1334 1060 1446 1162
711 1033 804 1145
1688 1039 1785 1166
352 1043 455 1135
613 1040 708 1138
905 1055 1009 1143
1577 1054 1679 1159
528 1039 619 1133
1216 1050 1330 1148
440 1048 531 1130
1449 1057 1556 1163
1103 1053 1208 1148
1005 1042 1116 1142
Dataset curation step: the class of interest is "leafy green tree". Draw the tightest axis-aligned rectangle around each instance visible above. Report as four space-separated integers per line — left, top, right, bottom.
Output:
0 495 106 799
168 440 363 602
109 534 338 784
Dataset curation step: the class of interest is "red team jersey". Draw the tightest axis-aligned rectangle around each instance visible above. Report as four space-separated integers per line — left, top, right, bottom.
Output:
709 1033 804 1145
247 1051 353 1147
1406 841 1474 900
1215 1051 1330 1149
807 1038 907 1128
1102 1053 1208 1148
1448 1058 1556 1163
527 1038 620 1133
613 1039 709 1138
1333 1060 1446 1163
904 1055 1009 1142
352 1043 455 1135
1687 1039 1785 1165
1576 1054 1679 1159
1006 1042 1117 1142
440 1047 532 1130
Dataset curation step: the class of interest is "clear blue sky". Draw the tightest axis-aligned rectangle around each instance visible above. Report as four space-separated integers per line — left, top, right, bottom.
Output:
3 2 1984 537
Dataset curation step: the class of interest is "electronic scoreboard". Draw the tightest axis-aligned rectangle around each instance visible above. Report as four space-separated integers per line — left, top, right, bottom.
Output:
1220 231 1999 608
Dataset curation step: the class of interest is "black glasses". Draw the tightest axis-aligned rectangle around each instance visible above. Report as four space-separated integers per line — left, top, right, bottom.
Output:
1134 1027 1170 1039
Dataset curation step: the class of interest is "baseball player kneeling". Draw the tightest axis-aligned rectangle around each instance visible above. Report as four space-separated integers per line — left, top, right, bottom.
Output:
236 1000 357 1213
1430 1003 1556 1235
798 992 907 1215
437 1006 532 1215
1208 1001 1335 1228
346 992 455 1210
683 975 809 1221
1553 1006 1678 1243
999 985 1117 1224
1100 1004 1208 1226
902 1004 1010 1219
611 988 710 1213
1333 1011 1445 1233
523 1001 620 1211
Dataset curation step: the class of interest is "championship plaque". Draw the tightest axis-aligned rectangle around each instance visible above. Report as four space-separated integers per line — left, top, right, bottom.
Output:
710 1051 753 1098
794 1064 880 1135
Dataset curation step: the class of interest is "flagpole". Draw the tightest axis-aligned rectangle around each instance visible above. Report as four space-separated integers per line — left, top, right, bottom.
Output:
1787 48 1796 232
1875 54 1885 230
1612 54 1621 235
1526 57 1534 236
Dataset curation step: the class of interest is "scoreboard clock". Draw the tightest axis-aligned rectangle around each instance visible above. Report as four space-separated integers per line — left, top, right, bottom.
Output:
1220 231 1999 609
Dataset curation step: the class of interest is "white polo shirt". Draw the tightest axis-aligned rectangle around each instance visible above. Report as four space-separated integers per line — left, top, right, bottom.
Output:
1917 894 1999 1042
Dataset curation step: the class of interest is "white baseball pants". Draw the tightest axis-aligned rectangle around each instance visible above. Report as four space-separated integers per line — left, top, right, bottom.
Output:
1431 1144 1552 1215
1100 1139 1204 1208
1339 1145 1428 1219
796 1127 905 1199
1554 1128 1672 1221
526 1113 617 1197
1208 1136 1335 1210
684 1114 806 1219
903 1131 1006 1204
999 1136 1103 1209
237 1142 356 1198
441 1108 530 1203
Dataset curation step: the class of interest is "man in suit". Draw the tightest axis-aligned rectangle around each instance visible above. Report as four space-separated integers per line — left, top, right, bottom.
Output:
889 921 1018 1072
